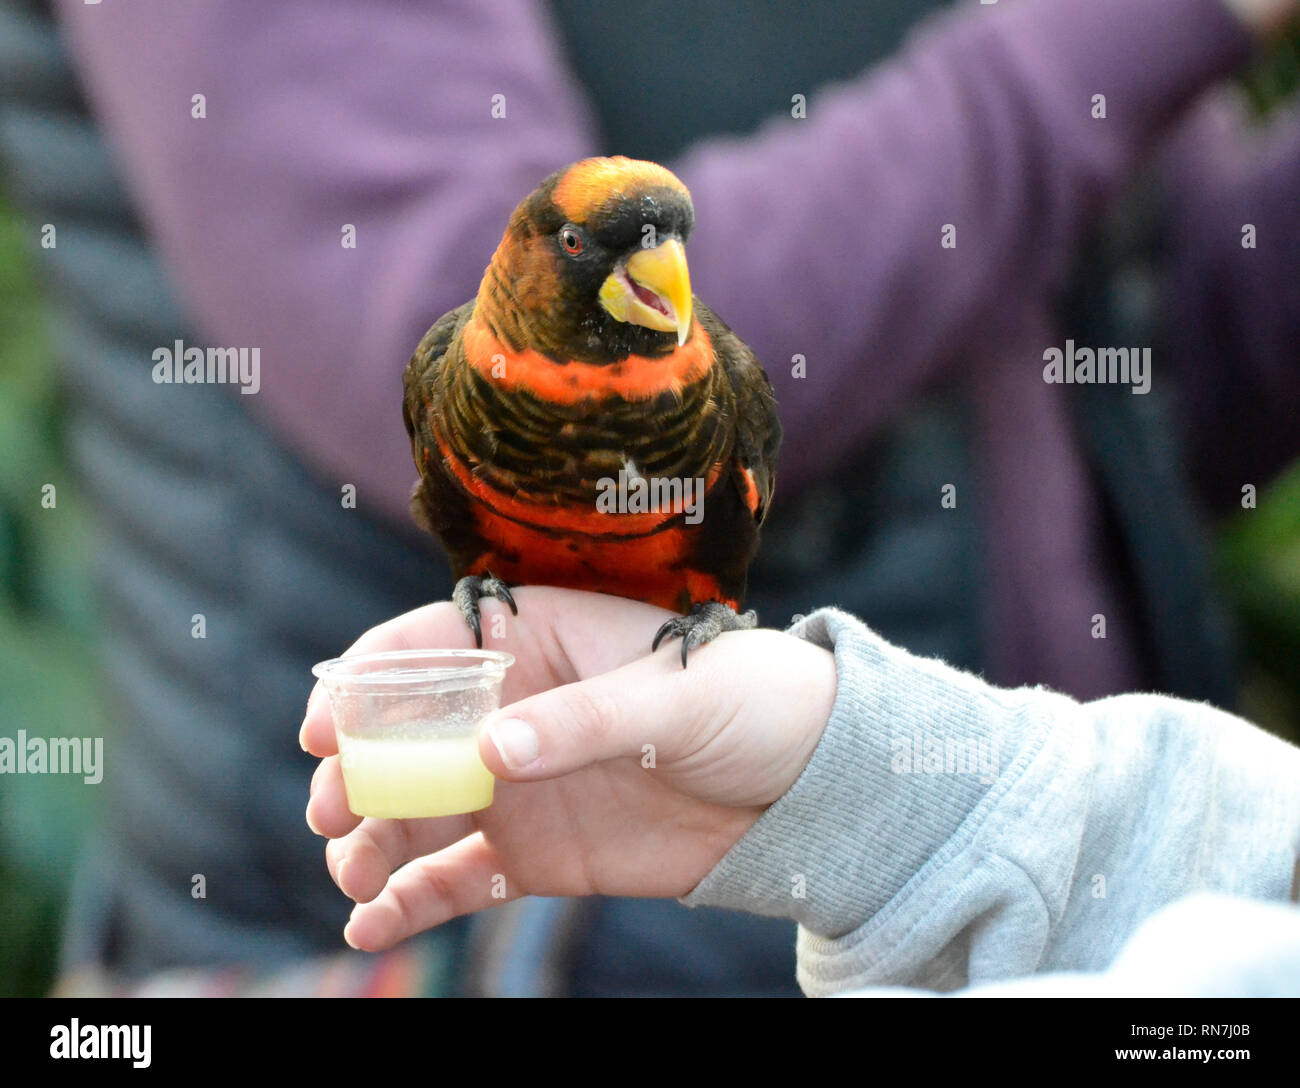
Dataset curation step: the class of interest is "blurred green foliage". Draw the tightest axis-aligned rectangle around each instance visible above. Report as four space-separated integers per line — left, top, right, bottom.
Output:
0 192 105 997
1219 466 1300 745
1242 27 1300 118
1224 26 1300 745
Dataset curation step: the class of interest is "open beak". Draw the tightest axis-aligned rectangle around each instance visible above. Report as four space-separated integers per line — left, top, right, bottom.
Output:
598 237 694 347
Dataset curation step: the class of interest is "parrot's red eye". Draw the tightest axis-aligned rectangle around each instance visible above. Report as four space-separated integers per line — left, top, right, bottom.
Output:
560 227 583 255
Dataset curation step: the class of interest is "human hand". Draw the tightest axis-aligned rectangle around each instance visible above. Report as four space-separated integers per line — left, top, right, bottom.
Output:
301 587 837 951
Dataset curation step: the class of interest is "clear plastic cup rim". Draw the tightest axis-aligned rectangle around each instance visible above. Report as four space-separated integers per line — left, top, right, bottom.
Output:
311 649 515 694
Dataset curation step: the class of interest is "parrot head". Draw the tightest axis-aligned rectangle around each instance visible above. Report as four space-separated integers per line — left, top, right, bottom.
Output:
478 157 696 363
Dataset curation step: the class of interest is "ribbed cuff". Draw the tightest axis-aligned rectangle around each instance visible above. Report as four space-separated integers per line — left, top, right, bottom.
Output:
680 608 1052 938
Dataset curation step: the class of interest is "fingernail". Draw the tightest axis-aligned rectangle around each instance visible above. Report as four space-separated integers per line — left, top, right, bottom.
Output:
486 717 540 771
343 918 360 950
298 722 309 752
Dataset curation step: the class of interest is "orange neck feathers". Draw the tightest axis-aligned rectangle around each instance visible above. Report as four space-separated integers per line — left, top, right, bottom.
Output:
460 314 713 404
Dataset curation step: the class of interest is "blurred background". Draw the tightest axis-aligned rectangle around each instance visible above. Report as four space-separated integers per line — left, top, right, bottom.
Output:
2 0 1298 997
0 189 107 997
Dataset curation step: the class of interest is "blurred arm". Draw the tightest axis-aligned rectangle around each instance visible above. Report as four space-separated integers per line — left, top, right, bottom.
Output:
676 0 1254 488
55 0 598 525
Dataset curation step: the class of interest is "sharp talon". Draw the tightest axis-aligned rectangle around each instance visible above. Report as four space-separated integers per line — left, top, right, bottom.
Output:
454 573 519 646
651 600 757 666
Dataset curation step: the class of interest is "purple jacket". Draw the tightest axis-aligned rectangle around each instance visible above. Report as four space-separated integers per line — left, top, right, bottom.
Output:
55 0 1299 698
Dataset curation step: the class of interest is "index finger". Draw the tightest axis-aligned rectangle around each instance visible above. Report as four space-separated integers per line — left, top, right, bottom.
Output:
299 600 480 757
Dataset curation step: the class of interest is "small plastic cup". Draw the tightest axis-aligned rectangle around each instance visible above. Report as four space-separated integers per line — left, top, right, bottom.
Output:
311 649 514 819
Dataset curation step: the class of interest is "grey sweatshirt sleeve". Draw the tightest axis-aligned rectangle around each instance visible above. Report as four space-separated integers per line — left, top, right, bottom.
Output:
680 608 1300 997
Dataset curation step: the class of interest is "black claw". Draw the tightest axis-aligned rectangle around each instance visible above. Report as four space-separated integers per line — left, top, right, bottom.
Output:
494 580 519 617
651 601 758 668
453 572 518 647
652 617 677 653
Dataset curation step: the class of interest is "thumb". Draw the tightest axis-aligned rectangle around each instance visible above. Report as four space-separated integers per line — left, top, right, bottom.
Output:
478 649 713 780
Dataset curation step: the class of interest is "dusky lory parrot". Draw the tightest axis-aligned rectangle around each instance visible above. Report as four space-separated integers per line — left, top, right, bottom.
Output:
403 156 781 665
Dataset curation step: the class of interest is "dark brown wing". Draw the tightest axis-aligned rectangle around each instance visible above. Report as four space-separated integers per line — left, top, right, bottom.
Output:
673 303 782 609
403 299 475 447
402 299 484 576
697 302 781 525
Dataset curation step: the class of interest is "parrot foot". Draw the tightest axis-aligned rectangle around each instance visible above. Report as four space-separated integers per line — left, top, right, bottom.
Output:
652 601 757 668
453 573 518 648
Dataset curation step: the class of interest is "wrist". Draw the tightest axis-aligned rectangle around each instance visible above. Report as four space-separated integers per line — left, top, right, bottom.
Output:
680 608 1056 939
